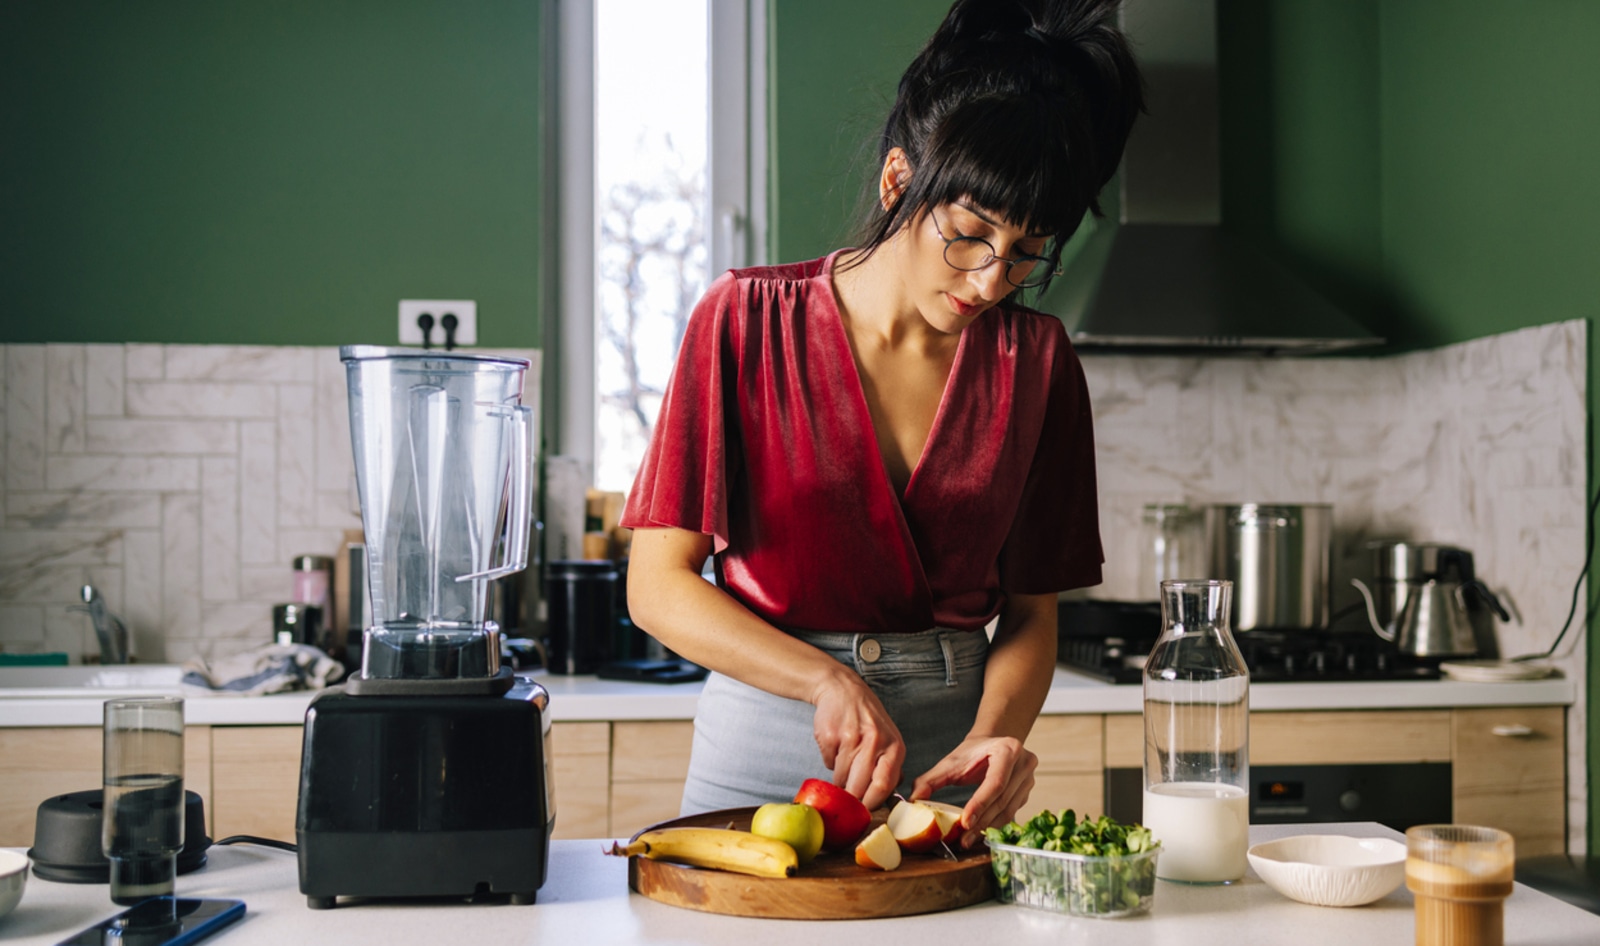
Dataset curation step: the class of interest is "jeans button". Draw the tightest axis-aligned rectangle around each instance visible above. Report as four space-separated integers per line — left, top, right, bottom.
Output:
859 638 882 663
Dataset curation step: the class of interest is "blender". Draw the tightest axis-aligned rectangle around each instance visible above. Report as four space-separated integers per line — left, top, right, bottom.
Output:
296 346 552 908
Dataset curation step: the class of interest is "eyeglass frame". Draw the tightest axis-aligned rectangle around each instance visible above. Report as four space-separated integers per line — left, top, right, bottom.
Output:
928 208 1063 289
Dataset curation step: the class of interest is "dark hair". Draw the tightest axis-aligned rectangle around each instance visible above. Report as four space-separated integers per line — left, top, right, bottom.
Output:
848 0 1144 283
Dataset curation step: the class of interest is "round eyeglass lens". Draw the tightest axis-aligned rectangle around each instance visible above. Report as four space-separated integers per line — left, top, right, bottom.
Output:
943 239 1053 288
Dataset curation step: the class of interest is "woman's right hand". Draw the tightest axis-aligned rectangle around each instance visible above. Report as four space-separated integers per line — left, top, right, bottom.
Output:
809 670 906 811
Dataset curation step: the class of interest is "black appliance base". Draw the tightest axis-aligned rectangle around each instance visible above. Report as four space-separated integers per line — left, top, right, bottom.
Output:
297 828 545 907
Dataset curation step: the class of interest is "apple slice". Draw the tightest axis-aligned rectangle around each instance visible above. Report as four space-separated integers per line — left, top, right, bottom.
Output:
918 800 966 844
886 800 943 854
854 823 902 871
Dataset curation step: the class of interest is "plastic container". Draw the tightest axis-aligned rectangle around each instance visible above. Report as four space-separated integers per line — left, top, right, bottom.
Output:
988 840 1160 917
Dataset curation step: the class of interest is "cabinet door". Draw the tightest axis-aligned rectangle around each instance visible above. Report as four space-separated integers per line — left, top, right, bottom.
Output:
210 726 303 842
610 721 693 837
0 728 101 846
551 722 610 839
0 726 214 846
1453 707 1566 857
1023 715 1104 816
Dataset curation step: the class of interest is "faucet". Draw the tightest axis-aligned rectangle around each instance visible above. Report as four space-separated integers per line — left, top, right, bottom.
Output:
69 585 131 664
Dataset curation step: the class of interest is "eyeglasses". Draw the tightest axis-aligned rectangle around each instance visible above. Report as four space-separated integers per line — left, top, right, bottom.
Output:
930 210 1061 289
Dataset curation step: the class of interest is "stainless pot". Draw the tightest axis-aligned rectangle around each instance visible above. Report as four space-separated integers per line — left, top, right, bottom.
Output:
1207 503 1333 630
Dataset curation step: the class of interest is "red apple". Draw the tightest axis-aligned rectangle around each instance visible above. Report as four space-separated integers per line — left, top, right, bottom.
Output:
886 800 944 854
918 800 967 844
854 823 902 871
793 778 872 850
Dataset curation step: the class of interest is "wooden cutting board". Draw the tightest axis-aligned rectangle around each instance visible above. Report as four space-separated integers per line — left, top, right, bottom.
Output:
626 807 994 919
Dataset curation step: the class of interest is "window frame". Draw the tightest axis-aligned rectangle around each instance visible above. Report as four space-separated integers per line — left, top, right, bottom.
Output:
547 0 768 471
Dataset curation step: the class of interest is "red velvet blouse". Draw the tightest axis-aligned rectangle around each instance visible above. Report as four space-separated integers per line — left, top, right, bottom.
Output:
621 252 1103 634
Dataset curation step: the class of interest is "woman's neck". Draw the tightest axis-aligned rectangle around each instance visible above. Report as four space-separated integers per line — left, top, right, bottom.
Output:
833 238 940 353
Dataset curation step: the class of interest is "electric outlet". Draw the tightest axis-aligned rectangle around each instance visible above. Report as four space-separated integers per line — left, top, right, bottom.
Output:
398 300 477 346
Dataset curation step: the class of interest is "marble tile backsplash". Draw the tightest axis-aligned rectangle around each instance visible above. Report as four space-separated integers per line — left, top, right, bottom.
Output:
0 322 1586 847
1 344 539 666
1078 318 1588 851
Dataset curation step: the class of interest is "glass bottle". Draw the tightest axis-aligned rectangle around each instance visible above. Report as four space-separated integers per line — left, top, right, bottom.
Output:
1142 579 1250 883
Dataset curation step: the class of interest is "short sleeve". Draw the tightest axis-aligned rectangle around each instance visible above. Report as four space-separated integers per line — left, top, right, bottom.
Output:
997 335 1103 593
620 271 742 553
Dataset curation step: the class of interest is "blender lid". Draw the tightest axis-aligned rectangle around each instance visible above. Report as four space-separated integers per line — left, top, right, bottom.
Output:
339 344 531 370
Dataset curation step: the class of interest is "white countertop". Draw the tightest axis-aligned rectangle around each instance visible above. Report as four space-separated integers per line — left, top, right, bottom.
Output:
0 666 1576 727
3 823 1598 945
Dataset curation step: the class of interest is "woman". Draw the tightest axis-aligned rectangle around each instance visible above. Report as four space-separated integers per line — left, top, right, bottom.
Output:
621 0 1143 847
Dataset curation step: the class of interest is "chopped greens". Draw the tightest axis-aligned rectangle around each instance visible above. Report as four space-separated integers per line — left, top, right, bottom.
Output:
984 809 1160 917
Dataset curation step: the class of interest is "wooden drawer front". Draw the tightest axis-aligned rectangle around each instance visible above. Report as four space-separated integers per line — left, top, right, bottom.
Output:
1026 715 1103 773
611 779 686 837
1453 707 1566 857
211 726 303 843
611 721 694 782
1104 715 1143 769
551 722 610 839
184 726 214 837
0 728 102 846
1027 773 1103 820
1252 711 1451 765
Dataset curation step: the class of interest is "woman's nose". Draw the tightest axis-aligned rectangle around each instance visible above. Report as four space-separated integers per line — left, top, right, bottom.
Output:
967 259 1010 299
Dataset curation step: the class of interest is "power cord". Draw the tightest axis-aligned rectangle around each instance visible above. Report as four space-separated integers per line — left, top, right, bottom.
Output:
214 835 297 853
1513 479 1600 662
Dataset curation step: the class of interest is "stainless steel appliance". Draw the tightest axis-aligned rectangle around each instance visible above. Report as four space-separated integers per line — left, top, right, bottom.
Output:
296 346 551 909
1207 503 1333 631
1350 542 1510 658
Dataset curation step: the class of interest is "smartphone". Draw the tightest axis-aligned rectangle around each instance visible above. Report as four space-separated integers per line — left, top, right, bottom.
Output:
56 897 245 946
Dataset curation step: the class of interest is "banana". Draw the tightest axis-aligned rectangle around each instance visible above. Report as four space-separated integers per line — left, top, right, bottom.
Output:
607 827 799 878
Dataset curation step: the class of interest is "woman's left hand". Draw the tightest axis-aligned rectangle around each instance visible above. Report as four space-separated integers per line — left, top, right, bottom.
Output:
909 735 1039 848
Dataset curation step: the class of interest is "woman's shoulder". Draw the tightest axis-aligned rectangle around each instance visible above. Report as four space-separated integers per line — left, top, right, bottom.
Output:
984 299 1075 357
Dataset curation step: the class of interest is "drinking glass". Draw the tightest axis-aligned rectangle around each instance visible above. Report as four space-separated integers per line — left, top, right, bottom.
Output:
1406 824 1514 946
102 696 185 905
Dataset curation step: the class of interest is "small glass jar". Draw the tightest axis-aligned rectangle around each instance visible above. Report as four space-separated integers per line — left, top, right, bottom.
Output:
1142 579 1250 884
291 555 333 611
1138 504 1206 601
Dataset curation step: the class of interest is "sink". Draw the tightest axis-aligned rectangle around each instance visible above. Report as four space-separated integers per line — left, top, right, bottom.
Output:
0 665 185 698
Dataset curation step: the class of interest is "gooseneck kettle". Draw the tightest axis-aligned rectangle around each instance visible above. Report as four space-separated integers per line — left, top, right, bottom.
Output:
1350 543 1510 658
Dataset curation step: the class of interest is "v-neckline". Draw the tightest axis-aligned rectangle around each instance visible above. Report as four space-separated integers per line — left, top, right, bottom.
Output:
824 254 967 506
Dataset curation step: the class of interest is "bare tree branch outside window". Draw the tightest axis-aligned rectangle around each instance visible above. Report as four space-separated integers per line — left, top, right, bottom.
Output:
595 135 707 490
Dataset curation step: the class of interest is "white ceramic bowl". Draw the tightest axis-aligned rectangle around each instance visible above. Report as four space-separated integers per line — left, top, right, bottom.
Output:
0 849 28 920
1247 835 1406 907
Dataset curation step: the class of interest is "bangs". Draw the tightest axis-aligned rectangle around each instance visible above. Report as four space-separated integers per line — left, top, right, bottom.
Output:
909 95 1097 242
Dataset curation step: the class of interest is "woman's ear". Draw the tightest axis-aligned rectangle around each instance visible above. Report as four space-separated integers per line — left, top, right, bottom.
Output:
879 147 912 211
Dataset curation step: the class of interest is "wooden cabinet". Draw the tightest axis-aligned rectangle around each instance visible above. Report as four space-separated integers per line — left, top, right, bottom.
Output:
1452 706 1566 857
609 721 694 838
1086 708 1567 856
1024 714 1103 817
0 705 1569 854
0 726 214 847
209 726 301 842
551 721 610 839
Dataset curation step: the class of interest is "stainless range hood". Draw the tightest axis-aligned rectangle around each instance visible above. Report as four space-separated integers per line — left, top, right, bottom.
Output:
1036 0 1384 356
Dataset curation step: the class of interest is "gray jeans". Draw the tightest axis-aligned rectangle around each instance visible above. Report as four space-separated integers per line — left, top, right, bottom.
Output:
679 626 989 815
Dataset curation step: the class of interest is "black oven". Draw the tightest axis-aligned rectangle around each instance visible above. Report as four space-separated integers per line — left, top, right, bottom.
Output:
1104 762 1453 831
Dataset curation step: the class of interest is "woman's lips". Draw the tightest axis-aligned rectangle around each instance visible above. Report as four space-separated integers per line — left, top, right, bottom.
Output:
946 293 983 317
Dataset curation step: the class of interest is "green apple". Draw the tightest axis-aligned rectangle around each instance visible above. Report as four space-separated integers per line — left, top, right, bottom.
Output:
750 802 825 864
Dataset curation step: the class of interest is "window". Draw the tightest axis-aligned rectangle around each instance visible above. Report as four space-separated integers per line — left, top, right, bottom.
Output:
553 0 766 494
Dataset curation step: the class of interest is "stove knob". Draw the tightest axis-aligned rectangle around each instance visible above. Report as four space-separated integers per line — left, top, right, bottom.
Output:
1339 789 1362 813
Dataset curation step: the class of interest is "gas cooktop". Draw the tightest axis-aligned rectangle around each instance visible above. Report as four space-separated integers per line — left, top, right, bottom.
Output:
1057 599 1442 684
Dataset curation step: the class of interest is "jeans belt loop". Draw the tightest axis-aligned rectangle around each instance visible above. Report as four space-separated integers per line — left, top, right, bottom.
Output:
939 633 957 687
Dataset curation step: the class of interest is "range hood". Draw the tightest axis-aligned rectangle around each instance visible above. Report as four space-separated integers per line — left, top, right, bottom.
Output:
1036 0 1384 356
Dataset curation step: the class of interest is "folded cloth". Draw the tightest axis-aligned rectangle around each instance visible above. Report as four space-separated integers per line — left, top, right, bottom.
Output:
181 643 345 696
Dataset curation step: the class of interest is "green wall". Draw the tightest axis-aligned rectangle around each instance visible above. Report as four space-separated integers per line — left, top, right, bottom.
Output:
769 0 947 263
771 0 1599 850
0 0 544 347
